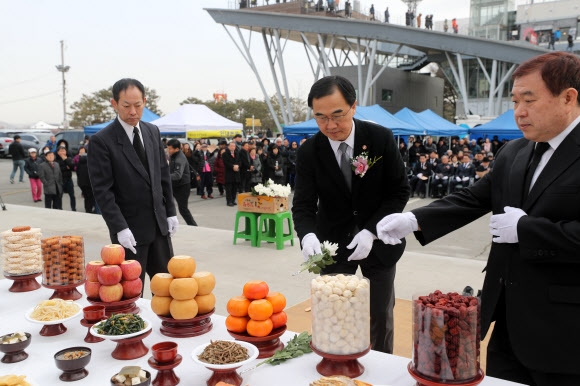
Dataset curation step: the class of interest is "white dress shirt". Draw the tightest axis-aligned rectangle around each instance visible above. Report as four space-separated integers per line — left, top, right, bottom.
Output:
118 117 145 148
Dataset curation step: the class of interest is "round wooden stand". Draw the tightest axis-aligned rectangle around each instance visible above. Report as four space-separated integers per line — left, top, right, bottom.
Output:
0 333 31 363
86 296 140 317
80 318 105 343
59 367 88 382
227 325 286 359
158 309 214 338
110 329 151 360
310 343 371 378
4 272 41 292
42 281 85 301
148 354 182 386
205 366 244 386
407 363 485 386
40 323 68 337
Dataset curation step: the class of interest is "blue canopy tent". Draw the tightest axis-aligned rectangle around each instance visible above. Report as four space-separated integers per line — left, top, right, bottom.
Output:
394 108 468 137
283 105 420 144
468 110 523 140
83 108 162 135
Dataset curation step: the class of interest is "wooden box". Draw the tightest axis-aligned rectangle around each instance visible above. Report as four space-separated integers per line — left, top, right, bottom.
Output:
237 193 289 214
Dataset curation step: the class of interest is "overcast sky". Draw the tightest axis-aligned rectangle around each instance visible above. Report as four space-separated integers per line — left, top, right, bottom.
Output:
0 0 531 126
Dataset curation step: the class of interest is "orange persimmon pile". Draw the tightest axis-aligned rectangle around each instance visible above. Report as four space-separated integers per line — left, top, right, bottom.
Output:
225 280 287 337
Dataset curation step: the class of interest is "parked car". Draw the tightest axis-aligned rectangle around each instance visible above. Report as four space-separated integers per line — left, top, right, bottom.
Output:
55 130 86 155
0 136 14 157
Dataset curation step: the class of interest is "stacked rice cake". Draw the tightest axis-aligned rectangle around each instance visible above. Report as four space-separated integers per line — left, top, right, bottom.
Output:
1 226 42 276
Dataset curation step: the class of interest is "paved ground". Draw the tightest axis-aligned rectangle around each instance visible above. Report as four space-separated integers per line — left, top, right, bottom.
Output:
0 157 493 316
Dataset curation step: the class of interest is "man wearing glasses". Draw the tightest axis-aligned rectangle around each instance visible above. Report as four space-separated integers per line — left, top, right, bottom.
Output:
292 75 410 353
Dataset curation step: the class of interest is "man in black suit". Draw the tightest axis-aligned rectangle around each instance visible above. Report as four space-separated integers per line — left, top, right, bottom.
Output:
409 154 432 198
88 78 177 284
223 141 241 207
293 75 409 353
377 52 580 385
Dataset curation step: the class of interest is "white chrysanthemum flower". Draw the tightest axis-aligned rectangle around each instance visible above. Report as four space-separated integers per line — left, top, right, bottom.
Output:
321 241 339 256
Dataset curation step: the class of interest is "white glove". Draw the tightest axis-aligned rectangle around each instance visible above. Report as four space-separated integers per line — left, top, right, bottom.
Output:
167 216 179 237
301 233 322 262
117 228 137 254
489 206 526 243
346 229 375 261
376 212 418 245
443 176 448 180
462 177 469 181
417 173 423 178
456 176 461 182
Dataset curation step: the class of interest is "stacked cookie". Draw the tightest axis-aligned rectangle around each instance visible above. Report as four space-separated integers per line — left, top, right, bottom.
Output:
41 236 85 286
1 226 43 276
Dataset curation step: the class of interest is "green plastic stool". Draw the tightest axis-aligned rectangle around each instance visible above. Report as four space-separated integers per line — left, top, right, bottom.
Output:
233 211 260 247
257 211 295 250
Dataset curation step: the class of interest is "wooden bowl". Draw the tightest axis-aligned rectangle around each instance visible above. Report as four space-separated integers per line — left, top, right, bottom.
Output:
0 332 32 363
151 341 178 364
54 346 92 382
110 369 151 386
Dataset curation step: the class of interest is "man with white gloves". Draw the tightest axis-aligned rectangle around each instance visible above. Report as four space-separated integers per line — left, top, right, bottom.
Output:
376 52 580 385
89 78 177 286
292 76 409 353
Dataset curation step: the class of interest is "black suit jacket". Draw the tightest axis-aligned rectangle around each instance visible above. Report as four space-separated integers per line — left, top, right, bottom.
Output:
293 119 409 265
88 118 176 245
413 124 580 374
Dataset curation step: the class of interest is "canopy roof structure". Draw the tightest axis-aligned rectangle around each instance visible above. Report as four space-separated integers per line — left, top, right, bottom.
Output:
84 108 160 135
394 108 468 137
469 109 522 140
150 104 243 139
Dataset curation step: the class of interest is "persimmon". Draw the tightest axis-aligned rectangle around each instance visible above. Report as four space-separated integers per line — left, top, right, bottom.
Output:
247 318 273 337
266 292 286 313
243 280 269 300
226 296 251 317
269 311 287 329
225 315 249 333
248 299 274 321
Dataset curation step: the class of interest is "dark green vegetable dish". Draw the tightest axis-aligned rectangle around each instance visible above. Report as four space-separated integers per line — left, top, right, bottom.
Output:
95 314 146 336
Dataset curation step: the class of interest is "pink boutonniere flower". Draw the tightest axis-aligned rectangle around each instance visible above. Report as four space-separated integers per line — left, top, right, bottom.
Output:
350 150 382 178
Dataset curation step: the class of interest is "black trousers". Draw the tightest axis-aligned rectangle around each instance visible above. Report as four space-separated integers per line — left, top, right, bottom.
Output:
79 185 95 213
62 178 76 211
487 292 578 386
113 225 173 286
321 248 398 354
225 182 238 205
45 193 62 210
200 172 213 196
172 183 197 226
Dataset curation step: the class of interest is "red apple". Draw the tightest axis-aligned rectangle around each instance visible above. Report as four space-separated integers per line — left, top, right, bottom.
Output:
100 244 125 265
122 278 143 299
120 260 142 281
97 264 123 286
84 281 101 299
99 283 123 303
85 260 105 282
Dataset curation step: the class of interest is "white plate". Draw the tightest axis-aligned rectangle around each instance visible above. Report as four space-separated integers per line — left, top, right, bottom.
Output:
192 340 259 370
24 303 82 325
89 317 152 340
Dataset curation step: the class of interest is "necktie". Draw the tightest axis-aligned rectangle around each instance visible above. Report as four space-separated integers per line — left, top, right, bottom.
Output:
133 127 149 173
338 142 352 191
523 142 550 199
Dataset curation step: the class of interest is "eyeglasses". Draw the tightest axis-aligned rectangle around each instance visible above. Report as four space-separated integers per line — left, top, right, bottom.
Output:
314 105 354 124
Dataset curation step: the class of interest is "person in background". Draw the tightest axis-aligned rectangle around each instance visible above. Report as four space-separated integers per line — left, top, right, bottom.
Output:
265 144 285 184
45 135 57 152
452 18 458 33
369 4 375 20
198 143 215 199
24 148 43 202
39 146 51 163
384 6 389 23
38 151 62 209
287 141 298 190
377 52 580 385
249 147 262 189
167 139 197 226
9 135 26 184
292 75 409 354
73 146 95 213
567 33 574 52
239 141 253 193
55 145 76 211
233 133 243 150
223 141 241 207
88 78 177 284
214 147 226 196
443 19 448 32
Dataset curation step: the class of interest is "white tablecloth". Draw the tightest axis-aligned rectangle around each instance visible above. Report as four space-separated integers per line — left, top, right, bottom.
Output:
0 279 523 386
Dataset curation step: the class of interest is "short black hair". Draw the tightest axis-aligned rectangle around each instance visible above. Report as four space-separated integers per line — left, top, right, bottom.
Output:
167 138 181 149
112 78 145 102
13 134 20 139
234 134 242 138
307 76 356 108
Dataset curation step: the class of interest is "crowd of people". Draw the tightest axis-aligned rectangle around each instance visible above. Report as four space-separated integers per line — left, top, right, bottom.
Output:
8 133 96 213
400 135 503 198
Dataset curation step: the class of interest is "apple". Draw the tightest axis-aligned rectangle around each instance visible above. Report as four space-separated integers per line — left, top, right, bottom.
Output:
122 278 143 299
100 244 125 265
99 283 124 303
84 281 101 299
85 260 105 282
120 260 142 281
97 264 123 286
